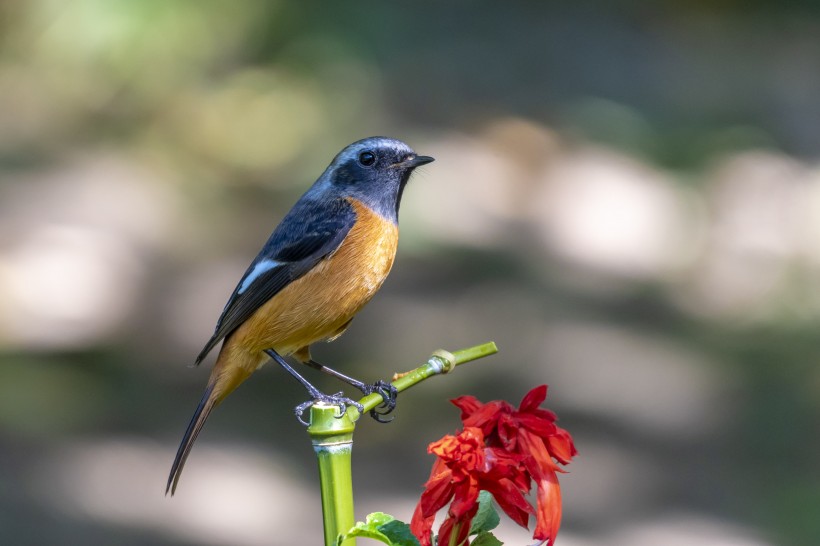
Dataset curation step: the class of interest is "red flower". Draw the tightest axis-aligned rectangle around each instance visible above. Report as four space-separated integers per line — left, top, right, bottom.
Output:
410 427 534 546
452 385 577 545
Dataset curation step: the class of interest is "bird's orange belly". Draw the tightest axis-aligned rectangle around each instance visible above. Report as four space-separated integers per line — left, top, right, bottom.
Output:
227 198 399 362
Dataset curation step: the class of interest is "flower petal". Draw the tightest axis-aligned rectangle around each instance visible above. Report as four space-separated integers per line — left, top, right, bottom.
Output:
451 395 483 418
410 501 436 546
419 469 456 517
518 429 561 478
546 427 578 465
497 413 519 450
532 470 562 545
462 401 507 434
438 514 458 546
517 430 564 545
519 385 548 412
514 413 558 440
449 477 480 518
438 504 478 546
482 478 535 529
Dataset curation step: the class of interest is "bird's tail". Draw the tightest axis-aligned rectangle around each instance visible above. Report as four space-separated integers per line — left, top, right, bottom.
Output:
166 354 254 495
166 383 216 495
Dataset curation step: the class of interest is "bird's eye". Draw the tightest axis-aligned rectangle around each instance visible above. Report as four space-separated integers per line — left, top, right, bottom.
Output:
358 151 376 167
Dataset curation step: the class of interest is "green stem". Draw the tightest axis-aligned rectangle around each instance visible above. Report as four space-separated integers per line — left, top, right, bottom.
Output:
448 522 462 546
355 342 498 418
307 341 498 546
309 402 357 546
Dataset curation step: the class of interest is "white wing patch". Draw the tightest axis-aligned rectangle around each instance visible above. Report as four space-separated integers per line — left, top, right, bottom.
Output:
238 258 282 294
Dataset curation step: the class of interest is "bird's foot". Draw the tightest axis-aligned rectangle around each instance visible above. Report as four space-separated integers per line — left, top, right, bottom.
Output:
360 380 398 423
301 358 398 422
294 392 365 426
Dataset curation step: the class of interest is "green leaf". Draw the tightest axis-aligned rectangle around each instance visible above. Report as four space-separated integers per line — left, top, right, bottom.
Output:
469 491 500 535
336 513 421 546
337 512 396 545
471 531 503 546
365 512 397 528
378 519 422 546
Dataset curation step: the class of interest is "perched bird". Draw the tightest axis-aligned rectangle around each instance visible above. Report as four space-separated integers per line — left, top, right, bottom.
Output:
167 136 433 494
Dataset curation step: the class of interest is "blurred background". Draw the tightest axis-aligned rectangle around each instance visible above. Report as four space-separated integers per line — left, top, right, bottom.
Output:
1 1 819 544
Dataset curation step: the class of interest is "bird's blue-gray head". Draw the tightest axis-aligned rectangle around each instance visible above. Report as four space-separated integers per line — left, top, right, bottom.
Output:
314 137 434 224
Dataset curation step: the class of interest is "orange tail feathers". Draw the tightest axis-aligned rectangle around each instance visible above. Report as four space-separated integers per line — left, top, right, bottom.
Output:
166 354 254 495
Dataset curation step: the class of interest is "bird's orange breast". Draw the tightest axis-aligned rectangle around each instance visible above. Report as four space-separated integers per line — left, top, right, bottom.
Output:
223 198 399 366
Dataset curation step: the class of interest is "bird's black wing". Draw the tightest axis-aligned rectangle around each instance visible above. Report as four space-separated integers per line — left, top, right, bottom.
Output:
194 198 356 364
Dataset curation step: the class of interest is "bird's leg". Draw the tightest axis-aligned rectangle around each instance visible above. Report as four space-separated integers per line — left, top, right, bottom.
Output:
264 349 363 426
303 358 398 423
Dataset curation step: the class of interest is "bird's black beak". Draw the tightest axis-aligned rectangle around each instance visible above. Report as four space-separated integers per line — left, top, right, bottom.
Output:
397 155 435 168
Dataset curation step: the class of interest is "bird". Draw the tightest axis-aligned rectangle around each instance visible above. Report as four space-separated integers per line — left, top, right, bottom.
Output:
167 136 434 495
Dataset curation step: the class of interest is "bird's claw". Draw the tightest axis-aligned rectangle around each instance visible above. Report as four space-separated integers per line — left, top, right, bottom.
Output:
293 392 365 426
362 380 398 423
292 381 397 426
294 400 314 426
